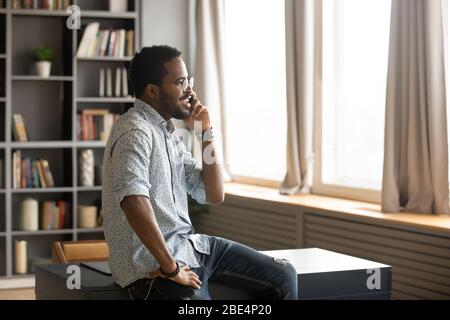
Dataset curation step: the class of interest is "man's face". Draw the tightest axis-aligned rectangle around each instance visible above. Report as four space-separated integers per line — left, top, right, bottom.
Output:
158 57 193 120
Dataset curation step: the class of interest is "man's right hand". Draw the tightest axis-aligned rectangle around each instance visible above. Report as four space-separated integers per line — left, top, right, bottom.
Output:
168 265 202 289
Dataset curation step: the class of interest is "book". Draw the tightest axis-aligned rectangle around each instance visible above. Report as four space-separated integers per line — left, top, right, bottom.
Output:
12 0 22 9
40 159 55 187
99 30 110 56
31 160 41 188
122 67 129 97
77 23 100 58
106 68 112 97
12 114 29 142
107 30 116 57
23 0 33 9
118 29 126 58
126 30 134 56
99 68 105 97
115 68 121 97
36 160 47 188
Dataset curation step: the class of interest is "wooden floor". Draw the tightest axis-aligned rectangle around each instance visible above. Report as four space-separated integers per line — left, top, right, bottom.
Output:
0 288 35 300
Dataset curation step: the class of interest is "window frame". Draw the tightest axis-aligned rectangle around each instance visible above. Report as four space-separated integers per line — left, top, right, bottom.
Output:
312 0 383 204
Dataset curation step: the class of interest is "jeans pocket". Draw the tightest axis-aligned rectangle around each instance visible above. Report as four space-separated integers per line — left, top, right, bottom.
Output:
127 278 154 300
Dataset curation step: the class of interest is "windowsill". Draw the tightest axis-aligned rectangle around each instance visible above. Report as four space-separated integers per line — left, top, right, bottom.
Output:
224 182 450 234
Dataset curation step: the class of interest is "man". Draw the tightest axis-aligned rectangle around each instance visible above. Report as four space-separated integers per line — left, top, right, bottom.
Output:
102 45 298 300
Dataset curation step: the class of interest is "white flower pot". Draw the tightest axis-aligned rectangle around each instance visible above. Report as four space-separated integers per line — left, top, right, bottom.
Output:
35 61 52 78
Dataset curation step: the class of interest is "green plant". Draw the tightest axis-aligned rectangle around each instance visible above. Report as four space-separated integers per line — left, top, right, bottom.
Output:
33 44 54 62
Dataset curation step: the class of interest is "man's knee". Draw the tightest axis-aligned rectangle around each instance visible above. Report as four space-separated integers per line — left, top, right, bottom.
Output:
273 261 298 299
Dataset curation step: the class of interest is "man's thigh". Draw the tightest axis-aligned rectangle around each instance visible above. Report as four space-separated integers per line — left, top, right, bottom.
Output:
202 236 298 299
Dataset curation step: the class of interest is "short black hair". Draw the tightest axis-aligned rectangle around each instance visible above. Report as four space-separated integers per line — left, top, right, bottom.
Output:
129 45 182 98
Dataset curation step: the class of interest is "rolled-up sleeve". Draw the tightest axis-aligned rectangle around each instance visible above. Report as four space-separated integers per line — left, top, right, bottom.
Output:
180 141 207 204
110 129 152 208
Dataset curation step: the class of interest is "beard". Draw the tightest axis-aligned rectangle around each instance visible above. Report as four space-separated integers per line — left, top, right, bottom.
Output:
160 91 190 120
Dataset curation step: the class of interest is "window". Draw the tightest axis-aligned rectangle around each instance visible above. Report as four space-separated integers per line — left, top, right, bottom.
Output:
317 0 391 201
447 1 450 190
223 0 287 184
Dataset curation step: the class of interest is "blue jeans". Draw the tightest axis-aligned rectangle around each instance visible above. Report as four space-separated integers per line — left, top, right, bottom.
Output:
127 236 298 300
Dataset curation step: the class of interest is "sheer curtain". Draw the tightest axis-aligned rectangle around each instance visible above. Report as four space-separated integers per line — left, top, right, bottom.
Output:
193 0 229 179
382 0 450 215
279 0 317 195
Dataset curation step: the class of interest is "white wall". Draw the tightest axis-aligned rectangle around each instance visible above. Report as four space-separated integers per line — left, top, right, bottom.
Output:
140 0 194 71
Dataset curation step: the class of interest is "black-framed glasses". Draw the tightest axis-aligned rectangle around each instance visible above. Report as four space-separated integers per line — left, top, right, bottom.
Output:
180 77 194 92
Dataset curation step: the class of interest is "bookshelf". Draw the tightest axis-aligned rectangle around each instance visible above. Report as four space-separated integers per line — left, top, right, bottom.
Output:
0 0 140 278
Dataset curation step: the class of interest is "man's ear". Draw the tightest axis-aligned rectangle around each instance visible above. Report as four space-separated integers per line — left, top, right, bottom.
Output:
145 83 159 99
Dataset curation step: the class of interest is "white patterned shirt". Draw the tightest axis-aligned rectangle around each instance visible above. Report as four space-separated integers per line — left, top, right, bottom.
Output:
102 98 210 288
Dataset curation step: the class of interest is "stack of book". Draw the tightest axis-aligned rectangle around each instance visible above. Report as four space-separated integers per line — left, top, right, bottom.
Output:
99 67 130 98
40 200 71 230
77 23 135 58
12 151 55 189
13 0 72 10
77 109 119 141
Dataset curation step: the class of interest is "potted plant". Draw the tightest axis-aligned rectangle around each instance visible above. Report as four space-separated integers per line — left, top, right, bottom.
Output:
32 44 54 78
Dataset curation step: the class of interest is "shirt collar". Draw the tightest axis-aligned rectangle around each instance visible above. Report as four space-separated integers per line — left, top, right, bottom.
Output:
135 98 176 134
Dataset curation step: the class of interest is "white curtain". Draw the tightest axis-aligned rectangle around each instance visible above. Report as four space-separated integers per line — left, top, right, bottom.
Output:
382 0 450 214
279 0 317 195
193 0 230 180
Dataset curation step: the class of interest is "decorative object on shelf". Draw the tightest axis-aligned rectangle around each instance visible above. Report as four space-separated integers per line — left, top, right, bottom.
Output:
20 198 39 231
109 0 128 13
32 44 54 78
12 113 29 142
14 240 27 275
78 205 98 228
79 149 95 186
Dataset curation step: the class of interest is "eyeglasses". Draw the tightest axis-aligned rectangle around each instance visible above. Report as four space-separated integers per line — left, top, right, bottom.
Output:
180 77 194 92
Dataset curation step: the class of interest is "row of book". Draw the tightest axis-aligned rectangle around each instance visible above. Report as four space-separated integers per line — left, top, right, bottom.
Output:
12 0 72 10
77 23 135 58
12 151 55 189
41 200 71 230
77 109 120 141
100 67 130 97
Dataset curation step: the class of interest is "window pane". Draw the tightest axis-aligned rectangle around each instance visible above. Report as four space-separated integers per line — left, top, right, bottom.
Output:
322 0 391 190
224 0 287 182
